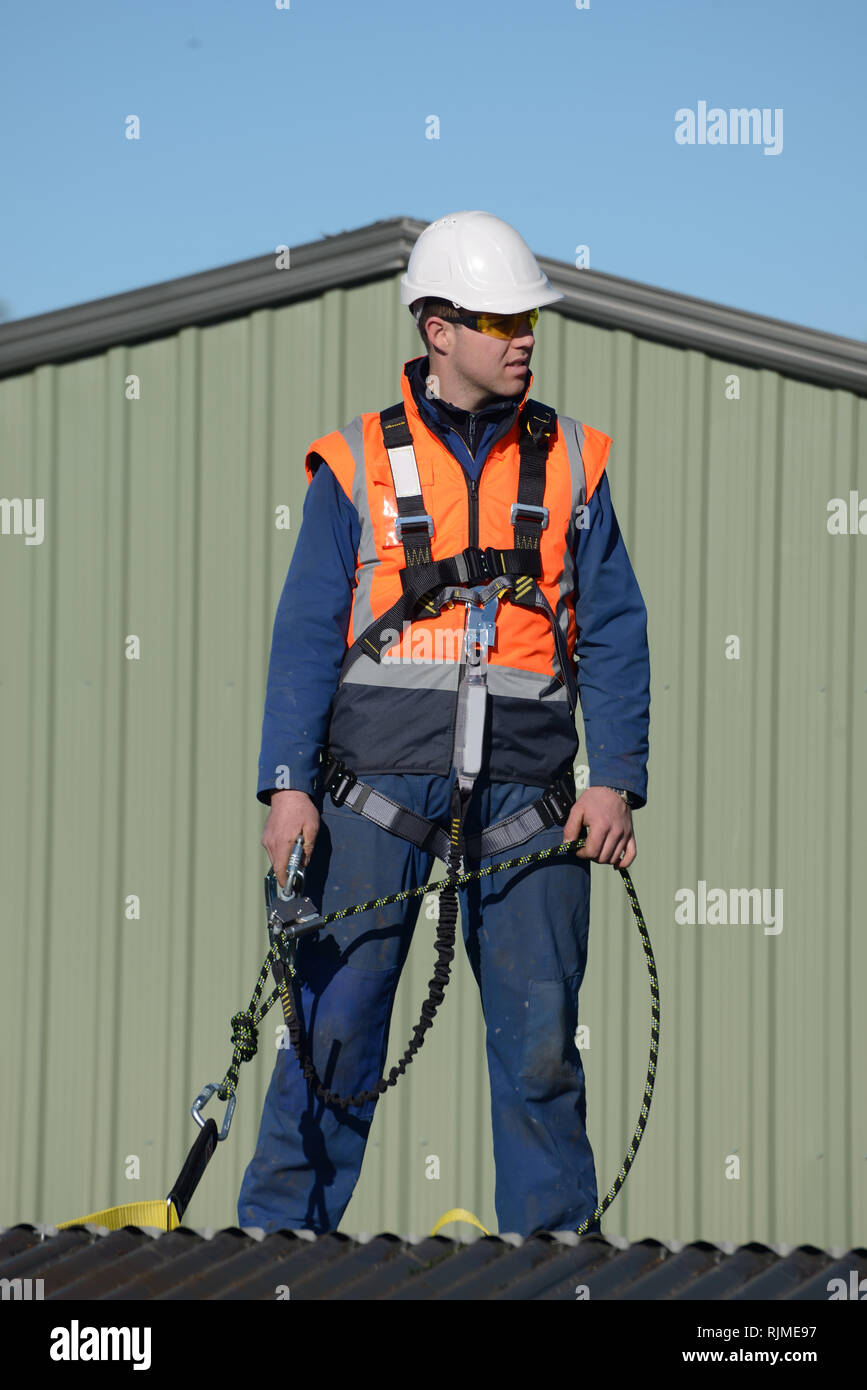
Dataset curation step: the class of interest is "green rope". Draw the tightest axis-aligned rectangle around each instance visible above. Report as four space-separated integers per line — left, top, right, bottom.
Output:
216 836 590 1099
214 830 661 1235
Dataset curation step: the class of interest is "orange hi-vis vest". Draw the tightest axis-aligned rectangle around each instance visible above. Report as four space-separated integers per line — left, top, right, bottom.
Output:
304 359 612 787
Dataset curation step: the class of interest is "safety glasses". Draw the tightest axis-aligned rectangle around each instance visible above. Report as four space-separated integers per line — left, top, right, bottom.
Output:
453 308 539 339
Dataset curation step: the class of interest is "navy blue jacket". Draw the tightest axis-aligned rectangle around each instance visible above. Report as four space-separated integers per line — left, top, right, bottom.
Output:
258 357 650 808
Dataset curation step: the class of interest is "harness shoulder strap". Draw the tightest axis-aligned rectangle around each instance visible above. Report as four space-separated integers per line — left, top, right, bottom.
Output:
380 403 434 570
509 399 557 607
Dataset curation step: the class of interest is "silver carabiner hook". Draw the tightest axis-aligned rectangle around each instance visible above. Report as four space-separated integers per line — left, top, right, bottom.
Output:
191 1081 236 1142
278 833 306 902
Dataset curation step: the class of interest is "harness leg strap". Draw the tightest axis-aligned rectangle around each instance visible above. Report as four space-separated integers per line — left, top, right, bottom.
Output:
321 755 575 862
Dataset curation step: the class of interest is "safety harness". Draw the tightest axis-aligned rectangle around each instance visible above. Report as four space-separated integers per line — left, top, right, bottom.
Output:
341 399 577 714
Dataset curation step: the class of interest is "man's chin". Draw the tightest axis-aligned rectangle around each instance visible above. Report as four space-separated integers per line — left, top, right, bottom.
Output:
501 369 528 395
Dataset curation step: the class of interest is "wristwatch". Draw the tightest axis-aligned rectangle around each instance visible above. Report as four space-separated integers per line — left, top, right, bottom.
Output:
607 787 640 809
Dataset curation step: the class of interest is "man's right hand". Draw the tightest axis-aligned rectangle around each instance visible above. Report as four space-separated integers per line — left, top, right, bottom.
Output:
262 790 321 890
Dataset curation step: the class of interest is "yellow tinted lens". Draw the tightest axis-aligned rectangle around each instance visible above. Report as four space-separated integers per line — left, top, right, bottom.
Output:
477 309 539 338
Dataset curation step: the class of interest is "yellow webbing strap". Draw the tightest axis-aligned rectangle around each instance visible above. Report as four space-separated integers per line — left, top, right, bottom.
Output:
430 1207 490 1237
56 1200 179 1233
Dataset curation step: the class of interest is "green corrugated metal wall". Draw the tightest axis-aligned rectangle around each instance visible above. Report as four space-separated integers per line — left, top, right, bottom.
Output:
1 273 864 1246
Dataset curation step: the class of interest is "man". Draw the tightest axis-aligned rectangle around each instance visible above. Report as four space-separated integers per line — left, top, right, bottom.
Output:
238 211 650 1237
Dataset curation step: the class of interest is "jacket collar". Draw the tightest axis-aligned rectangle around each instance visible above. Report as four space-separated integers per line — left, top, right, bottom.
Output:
400 356 534 439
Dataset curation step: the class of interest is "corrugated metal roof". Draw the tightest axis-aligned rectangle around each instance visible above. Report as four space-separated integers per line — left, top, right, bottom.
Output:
0 216 864 392
2 1223 865 1301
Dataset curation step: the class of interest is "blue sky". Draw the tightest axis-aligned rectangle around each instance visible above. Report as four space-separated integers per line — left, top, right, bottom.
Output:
2 0 864 339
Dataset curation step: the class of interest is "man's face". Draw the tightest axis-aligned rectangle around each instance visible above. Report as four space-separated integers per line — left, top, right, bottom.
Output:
425 309 536 404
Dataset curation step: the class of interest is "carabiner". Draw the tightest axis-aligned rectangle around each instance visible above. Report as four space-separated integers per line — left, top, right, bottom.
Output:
278 833 306 901
191 1081 236 1142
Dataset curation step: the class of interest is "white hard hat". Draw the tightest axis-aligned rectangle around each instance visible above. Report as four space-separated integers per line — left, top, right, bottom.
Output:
401 211 564 316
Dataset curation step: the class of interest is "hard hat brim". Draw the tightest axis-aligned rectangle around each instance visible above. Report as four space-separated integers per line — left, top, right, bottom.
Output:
401 278 564 315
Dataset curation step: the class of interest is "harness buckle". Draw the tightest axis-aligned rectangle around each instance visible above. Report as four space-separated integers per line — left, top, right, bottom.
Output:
541 778 573 826
459 546 489 586
322 755 347 797
328 765 357 807
395 513 434 541
510 502 549 530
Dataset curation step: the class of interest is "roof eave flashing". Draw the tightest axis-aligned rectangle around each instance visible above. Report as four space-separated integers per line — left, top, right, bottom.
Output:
0 215 864 394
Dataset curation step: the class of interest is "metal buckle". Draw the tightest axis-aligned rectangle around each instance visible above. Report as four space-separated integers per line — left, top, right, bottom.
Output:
329 767 357 807
394 514 434 541
322 756 342 795
542 779 573 826
483 546 506 579
510 503 549 530
460 547 489 586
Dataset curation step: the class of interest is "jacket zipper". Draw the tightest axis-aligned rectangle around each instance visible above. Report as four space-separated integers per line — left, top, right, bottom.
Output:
465 414 480 546
420 396 514 549
466 475 479 547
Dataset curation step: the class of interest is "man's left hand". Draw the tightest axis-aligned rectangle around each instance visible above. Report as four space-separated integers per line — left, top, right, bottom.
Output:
563 787 637 869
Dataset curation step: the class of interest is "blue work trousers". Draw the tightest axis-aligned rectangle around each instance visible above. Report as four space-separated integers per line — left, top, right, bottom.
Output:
237 771 598 1236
